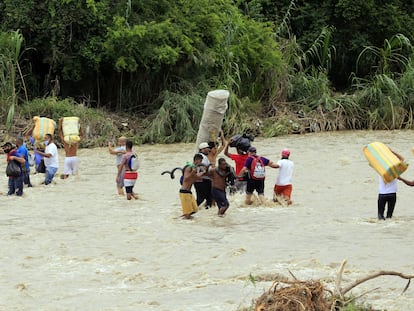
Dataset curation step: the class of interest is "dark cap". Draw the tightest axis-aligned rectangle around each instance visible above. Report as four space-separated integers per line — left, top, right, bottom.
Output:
248 146 256 153
1 142 13 149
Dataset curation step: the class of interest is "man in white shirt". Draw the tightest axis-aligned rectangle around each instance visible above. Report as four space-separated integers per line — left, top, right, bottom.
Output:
34 133 59 185
273 148 294 205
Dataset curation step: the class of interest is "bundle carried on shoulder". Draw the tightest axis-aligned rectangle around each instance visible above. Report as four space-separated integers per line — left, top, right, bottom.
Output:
363 141 408 183
230 133 254 152
62 117 81 144
195 89 229 151
31 116 56 142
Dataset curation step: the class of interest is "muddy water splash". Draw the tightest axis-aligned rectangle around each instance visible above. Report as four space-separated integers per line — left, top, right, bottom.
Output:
1 130 414 310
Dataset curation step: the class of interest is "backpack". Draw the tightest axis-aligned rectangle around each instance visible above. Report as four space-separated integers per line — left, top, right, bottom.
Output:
250 156 265 180
128 153 140 171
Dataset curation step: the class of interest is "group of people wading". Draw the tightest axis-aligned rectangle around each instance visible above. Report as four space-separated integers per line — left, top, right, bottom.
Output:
176 133 294 219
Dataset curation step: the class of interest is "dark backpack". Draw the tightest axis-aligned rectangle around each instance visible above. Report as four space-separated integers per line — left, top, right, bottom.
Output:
250 156 265 180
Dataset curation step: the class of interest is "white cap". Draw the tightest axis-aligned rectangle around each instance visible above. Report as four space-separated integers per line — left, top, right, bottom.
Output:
198 142 210 149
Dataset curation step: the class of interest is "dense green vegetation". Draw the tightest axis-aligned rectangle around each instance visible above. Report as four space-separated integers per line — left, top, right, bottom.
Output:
1 0 414 144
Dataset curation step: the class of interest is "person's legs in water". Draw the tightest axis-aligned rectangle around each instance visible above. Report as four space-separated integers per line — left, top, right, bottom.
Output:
194 182 205 206
205 179 212 209
256 180 266 205
44 167 58 185
7 177 15 195
125 186 135 200
385 193 396 218
179 190 196 219
15 175 24 196
377 194 386 220
245 179 255 205
212 188 229 216
117 166 125 195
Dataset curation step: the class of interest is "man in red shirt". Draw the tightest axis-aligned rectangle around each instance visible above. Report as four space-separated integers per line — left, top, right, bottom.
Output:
224 138 249 193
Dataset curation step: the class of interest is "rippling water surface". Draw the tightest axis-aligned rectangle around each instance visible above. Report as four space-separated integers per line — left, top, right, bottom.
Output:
1 130 414 310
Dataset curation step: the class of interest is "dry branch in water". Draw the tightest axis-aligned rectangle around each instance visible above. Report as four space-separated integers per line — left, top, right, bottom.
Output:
335 260 414 296
253 260 414 311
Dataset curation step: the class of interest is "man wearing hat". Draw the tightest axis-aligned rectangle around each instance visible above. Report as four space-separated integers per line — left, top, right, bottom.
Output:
194 142 213 209
239 146 279 205
2 142 26 196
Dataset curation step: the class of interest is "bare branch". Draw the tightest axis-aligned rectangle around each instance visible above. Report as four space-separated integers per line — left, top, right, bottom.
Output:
341 271 414 296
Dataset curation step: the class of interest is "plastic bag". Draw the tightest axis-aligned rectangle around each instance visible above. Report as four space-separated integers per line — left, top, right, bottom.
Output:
6 160 21 177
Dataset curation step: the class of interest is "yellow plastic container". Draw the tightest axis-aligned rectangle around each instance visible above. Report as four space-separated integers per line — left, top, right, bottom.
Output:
363 142 408 183
32 116 56 141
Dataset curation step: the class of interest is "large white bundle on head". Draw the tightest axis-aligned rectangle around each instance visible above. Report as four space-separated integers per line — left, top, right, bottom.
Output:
195 90 229 152
62 117 80 144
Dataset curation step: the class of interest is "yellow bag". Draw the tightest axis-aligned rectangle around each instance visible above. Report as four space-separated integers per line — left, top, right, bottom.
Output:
62 117 80 144
32 116 56 141
363 142 408 183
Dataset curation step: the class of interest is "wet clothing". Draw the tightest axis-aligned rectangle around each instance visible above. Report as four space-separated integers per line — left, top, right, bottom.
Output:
274 184 292 200
120 152 137 194
378 193 396 219
378 177 397 219
115 146 126 166
179 189 198 216
63 156 79 175
44 143 59 168
274 158 294 200
244 155 270 195
275 158 294 186
124 171 138 194
195 152 212 208
194 179 212 207
6 150 24 196
17 144 32 186
229 153 248 180
246 179 265 195
211 187 229 209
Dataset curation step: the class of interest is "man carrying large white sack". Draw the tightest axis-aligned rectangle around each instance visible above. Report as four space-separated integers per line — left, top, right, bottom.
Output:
58 117 83 179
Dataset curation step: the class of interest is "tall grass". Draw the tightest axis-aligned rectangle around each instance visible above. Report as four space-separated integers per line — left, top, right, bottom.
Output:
352 73 409 130
0 30 26 130
141 90 204 143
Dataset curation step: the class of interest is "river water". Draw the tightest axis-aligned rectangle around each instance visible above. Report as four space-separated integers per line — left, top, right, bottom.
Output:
1 130 414 310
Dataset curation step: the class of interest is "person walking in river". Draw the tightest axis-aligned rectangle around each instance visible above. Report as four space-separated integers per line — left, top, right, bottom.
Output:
273 148 294 205
117 140 138 200
34 134 59 185
15 137 32 187
224 137 249 193
179 154 206 219
376 149 404 220
2 142 26 196
239 146 279 205
109 136 127 195
58 118 83 179
207 157 234 216
194 142 213 209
